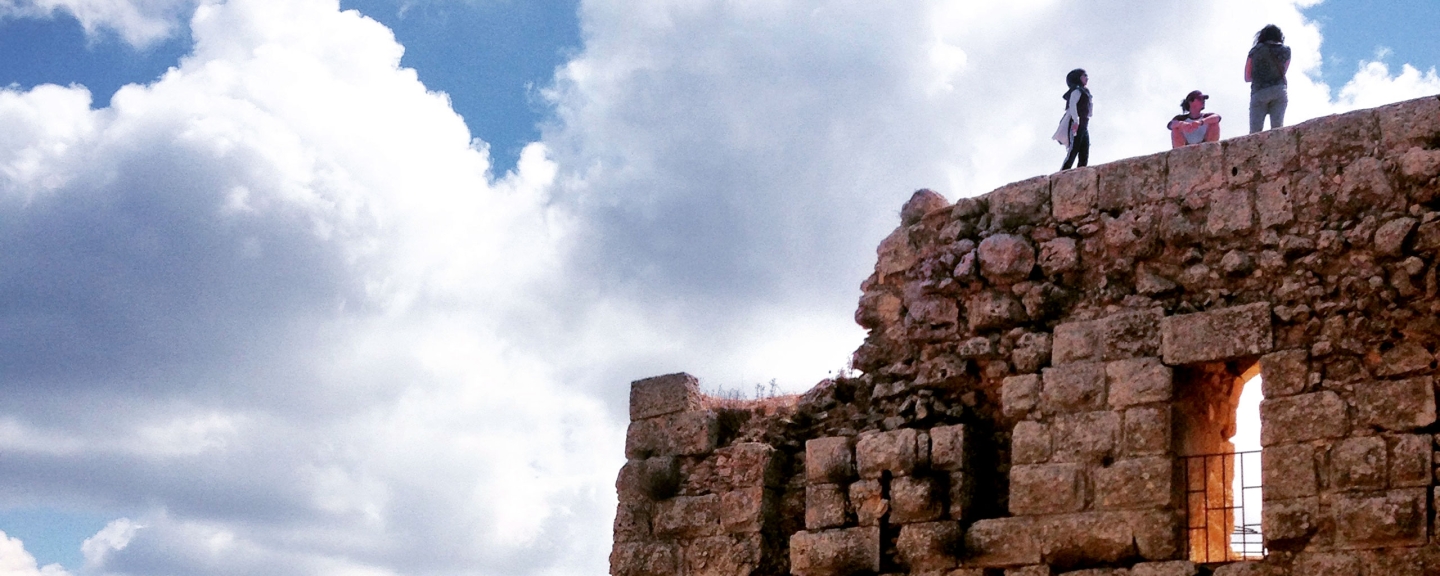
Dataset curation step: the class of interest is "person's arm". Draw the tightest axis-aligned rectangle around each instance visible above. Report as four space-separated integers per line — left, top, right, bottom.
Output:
1205 117 1221 142
1245 56 1253 82
1171 125 1186 149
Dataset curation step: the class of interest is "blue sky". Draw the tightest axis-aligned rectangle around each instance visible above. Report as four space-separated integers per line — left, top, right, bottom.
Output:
0 0 1436 574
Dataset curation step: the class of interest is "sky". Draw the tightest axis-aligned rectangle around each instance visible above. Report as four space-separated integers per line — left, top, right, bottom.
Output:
0 0 1436 574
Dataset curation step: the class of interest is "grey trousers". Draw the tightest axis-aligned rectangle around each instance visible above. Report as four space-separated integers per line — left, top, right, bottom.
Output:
1249 84 1288 133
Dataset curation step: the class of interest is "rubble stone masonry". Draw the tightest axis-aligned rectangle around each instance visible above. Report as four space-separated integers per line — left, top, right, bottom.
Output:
612 94 1440 575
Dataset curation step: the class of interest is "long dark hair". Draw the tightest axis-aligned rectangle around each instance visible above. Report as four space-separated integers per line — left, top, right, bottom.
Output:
1063 68 1087 101
1254 24 1284 46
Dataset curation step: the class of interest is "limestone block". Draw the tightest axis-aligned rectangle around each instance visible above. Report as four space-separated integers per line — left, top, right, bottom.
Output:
1039 237 1079 276
1353 376 1437 431
902 189 950 225
1121 406 1171 456
964 517 1041 567
1036 512 1137 567
1375 341 1434 377
630 372 702 421
789 527 882 576
989 176 1050 227
1299 108 1379 162
1002 374 1041 418
625 410 719 458
652 494 720 538
1255 178 1294 229
1013 331 1053 374
616 457 681 501
1052 166 1097 221
1210 562 1277 576
1098 153 1166 211
1126 510 1181 560
1261 443 1317 500
1094 457 1173 509
891 475 944 524
805 483 849 530
1263 497 1319 550
1130 561 1198 576
855 289 902 330
1330 436 1387 491
1167 140 1225 198
1053 310 1165 364
1041 362 1107 414
1373 217 1418 257
1005 567 1052 576
1399 147 1440 182
806 436 855 484
1159 302 1273 365
1260 391 1348 445
1009 463 1085 515
1205 188 1255 237
1258 349 1308 397
947 470 972 520
1379 94 1440 152
1226 128 1297 186
721 487 773 534
969 290 1027 332
683 533 762 576
896 521 962 572
877 227 919 280
1290 552 1362 576
1332 488 1428 548
1106 357 1173 407
856 428 918 479
1050 411 1119 464
1011 421 1052 465
1053 319 1100 365
907 296 960 337
1388 433 1431 488
715 442 781 489
848 479 887 526
610 541 679 576
929 424 967 471
613 501 651 542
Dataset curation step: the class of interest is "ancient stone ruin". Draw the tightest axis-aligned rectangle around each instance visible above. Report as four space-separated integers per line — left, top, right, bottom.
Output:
612 94 1440 575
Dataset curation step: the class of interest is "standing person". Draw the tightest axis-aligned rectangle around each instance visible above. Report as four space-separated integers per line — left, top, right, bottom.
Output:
1053 68 1091 170
1246 24 1291 133
1168 90 1222 148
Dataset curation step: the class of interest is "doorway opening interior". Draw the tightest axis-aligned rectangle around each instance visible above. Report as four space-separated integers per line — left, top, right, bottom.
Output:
1177 362 1266 564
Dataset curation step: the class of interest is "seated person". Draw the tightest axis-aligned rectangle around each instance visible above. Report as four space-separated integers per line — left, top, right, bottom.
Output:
1168 90 1221 148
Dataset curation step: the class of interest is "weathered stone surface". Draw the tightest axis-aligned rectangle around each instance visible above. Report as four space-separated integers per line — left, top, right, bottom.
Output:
876 226 918 280
856 428 918 479
1098 153 1165 210
1003 374 1041 418
625 410 719 458
964 517 1041 567
630 373 703 421
613 500 651 543
1258 349 1308 397
1004 566 1052 576
1052 320 1099 365
1264 497 1319 550
902 188 950 225
610 541 679 576
1106 357 1173 407
1261 443 1316 500
721 487 773 534
1373 217 1417 257
617 456 680 500
929 424 967 471
1013 332 1054 374
891 475 944 524
1039 237 1079 276
989 176 1049 228
1260 391 1348 445
1094 457 1173 510
1378 94 1440 152
896 521 962 572
1398 147 1440 180
1352 376 1436 432
1130 561 1198 576
1375 341 1433 377
1050 411 1119 463
1036 512 1137 567
805 437 854 484
848 479 887 526
684 534 762 576
856 290 903 330
1331 436 1387 491
1126 510 1181 561
1009 463 1084 515
1167 140 1225 198
1041 362 1106 414
1290 552 1362 576
909 296 961 339
653 494 720 538
1388 433 1431 488
1121 406 1170 456
947 470 972 521
1052 166 1097 221
1205 188 1255 237
805 483 848 530
1012 421 1052 465
1332 488 1428 548
970 290 1027 332
790 527 881 576
978 234 1037 283
1160 303 1273 365
714 442 780 489
1255 178 1294 229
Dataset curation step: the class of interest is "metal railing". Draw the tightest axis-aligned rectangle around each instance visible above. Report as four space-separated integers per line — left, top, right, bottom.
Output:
1180 450 1265 564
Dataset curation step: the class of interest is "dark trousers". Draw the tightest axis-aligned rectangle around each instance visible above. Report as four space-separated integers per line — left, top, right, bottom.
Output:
1062 128 1089 170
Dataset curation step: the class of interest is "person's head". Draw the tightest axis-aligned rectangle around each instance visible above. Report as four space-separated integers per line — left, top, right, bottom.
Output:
1066 68 1087 89
1181 90 1209 114
1255 24 1284 45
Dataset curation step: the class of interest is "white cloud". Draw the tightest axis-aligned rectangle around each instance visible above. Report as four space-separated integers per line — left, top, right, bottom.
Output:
0 0 195 46
0 530 71 576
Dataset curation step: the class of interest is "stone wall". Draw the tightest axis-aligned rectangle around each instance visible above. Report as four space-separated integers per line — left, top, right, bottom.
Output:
612 94 1440 576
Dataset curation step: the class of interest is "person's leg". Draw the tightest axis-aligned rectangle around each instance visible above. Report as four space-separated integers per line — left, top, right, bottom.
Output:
1204 121 1220 142
1172 127 1186 148
1062 144 1077 170
1271 88 1288 129
1075 129 1089 167
1249 92 1266 134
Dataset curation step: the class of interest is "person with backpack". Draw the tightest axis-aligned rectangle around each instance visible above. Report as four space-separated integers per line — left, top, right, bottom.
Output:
1246 24 1291 133
1053 68 1092 170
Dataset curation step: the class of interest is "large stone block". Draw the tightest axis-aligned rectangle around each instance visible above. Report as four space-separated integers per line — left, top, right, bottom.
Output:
805 436 855 484
625 410 719 458
1205 188 1255 237
1094 457 1174 510
610 542 679 576
969 290 1027 332
979 233 1038 283
630 372 703 421
1167 140 1225 200
1298 108 1379 162
947 470 972 520
1012 421 1052 465
1050 411 1119 464
1255 178 1294 229
1036 512 1137 568
1260 391 1348 445
964 517 1041 567
1122 405 1171 456
805 483 849 530
613 501 651 543
896 521 962 572
1379 94 1440 153
1352 376 1437 432
1388 433 1431 488
1332 488 1428 548
715 442 781 489
1053 320 1101 365
683 534 762 576
1258 349 1308 397
1052 166 1097 222
891 475 944 524
1098 153 1167 211
848 479 887 526
856 428 918 479
1055 310 1163 365
789 527 881 576
616 456 681 500
1375 341 1434 377
1330 436 1387 491
1127 510 1181 561
989 175 1050 227
1260 443 1316 500
930 424 968 471
1263 497 1319 550
1106 357 1173 407
721 487 774 534
1290 552 1362 576
1003 374 1041 418
653 494 720 538
1131 561 1199 576
1160 303 1273 365
1041 362 1107 414
1009 463 1085 515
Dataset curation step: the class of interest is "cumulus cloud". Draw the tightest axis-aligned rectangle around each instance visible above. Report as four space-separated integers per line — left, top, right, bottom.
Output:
0 0 196 46
0 530 70 576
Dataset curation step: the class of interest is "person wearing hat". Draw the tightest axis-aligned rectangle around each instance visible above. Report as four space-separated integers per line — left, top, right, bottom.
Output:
1168 90 1221 148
